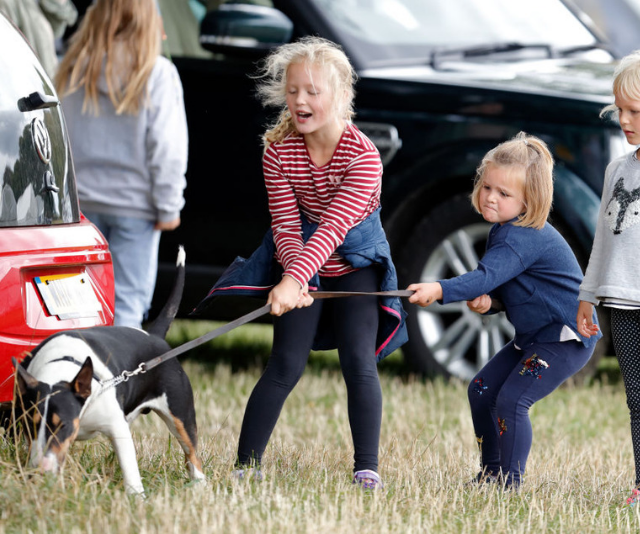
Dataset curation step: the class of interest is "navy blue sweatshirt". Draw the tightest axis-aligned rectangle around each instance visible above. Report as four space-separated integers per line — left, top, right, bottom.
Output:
439 221 601 349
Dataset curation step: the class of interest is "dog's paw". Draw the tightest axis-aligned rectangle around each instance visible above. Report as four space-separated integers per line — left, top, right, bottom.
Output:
186 477 209 492
188 461 206 482
125 484 147 498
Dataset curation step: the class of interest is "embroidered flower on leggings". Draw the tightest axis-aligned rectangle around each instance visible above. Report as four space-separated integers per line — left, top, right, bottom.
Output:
519 354 549 379
498 418 507 435
472 377 488 395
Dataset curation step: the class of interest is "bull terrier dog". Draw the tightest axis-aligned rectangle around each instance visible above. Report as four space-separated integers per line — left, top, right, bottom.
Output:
13 246 205 495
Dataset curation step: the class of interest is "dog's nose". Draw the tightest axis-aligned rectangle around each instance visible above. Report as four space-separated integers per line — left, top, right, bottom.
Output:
40 453 59 473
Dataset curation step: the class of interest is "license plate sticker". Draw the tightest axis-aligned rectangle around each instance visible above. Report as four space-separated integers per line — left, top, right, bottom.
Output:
35 273 102 319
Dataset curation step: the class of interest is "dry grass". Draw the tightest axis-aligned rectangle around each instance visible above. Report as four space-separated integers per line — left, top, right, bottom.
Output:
0 321 638 533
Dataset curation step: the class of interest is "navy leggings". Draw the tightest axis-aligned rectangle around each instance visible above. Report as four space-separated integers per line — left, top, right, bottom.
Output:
237 266 382 473
468 339 594 486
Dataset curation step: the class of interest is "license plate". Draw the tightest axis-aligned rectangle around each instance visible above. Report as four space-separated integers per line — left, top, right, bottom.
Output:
35 273 102 319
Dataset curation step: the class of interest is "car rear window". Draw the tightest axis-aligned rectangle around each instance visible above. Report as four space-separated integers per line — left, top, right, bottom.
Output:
0 16 80 227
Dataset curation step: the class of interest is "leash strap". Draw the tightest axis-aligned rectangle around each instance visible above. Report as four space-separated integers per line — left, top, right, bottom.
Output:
139 289 414 373
19 290 416 408
311 290 414 299
142 303 272 372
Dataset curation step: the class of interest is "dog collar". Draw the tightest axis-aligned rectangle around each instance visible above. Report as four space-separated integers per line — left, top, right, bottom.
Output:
49 356 102 382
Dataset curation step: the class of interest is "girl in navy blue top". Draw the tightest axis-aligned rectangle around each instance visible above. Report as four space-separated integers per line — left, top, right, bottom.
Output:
408 132 601 488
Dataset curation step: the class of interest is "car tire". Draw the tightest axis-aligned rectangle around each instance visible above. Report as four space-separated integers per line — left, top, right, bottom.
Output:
398 194 604 382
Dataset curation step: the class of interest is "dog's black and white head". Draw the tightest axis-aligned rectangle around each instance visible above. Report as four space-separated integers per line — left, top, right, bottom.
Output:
13 357 93 473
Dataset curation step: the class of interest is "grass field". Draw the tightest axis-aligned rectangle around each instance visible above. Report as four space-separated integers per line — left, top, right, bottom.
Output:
1 320 639 533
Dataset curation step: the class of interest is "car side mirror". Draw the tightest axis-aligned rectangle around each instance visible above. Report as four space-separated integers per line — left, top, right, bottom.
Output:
200 3 293 58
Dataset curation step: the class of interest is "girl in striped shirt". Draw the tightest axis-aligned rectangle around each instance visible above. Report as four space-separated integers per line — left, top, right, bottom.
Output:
231 36 406 490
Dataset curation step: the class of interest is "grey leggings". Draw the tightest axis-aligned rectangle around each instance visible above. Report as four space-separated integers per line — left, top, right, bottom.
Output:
236 266 382 473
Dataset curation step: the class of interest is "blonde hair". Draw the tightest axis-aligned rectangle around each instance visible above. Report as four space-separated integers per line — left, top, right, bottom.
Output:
254 36 357 147
601 50 640 119
471 132 554 230
54 0 162 116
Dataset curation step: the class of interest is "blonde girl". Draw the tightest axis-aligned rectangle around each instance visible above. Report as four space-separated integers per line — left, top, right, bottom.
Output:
577 50 640 505
55 0 187 328
409 132 600 488
202 37 407 489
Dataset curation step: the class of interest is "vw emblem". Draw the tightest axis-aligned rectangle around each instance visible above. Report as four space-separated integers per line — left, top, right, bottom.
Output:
31 117 52 164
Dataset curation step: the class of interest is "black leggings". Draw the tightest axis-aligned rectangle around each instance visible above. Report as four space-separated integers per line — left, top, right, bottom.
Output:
612 308 640 487
237 266 382 473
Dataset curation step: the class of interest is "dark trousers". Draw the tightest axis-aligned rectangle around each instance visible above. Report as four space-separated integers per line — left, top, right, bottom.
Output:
611 308 640 487
468 339 593 486
237 266 382 473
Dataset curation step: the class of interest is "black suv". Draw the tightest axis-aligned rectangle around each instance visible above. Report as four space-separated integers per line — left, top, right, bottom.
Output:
153 0 624 380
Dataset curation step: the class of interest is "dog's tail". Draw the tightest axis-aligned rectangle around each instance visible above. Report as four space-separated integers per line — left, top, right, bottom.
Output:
146 245 186 339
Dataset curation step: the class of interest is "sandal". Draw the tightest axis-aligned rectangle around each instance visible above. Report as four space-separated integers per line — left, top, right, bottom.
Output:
353 469 383 490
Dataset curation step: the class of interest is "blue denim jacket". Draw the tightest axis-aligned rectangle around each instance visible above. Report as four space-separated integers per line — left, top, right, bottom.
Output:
193 209 408 361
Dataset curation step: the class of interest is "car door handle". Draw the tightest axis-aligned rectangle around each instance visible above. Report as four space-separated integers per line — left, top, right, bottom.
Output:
18 91 59 112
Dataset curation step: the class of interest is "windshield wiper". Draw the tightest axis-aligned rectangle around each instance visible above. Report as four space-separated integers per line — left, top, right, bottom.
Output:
430 42 552 70
555 43 613 57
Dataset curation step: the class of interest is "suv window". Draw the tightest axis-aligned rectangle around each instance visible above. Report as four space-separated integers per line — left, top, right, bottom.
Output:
0 18 80 227
314 0 596 46
165 0 610 65
311 0 608 67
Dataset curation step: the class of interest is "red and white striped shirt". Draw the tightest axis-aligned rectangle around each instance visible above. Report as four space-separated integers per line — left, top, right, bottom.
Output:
263 122 382 286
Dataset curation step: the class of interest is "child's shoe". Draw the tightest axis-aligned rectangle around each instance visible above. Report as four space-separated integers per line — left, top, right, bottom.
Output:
231 467 263 482
627 488 640 506
353 469 383 490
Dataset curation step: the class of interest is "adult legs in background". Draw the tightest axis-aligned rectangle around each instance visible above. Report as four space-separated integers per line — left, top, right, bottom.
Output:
611 308 640 488
83 211 160 328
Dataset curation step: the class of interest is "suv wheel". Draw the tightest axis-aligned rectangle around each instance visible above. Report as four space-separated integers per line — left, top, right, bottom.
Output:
399 194 604 382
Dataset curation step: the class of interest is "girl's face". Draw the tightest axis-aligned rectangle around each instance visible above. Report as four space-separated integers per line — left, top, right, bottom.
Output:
478 164 526 225
285 62 342 139
616 93 640 146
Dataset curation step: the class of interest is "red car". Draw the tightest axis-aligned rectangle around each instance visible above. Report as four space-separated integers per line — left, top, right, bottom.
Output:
0 15 115 404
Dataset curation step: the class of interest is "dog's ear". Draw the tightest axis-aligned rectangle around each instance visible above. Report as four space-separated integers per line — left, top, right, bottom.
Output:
71 357 93 402
13 358 39 397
